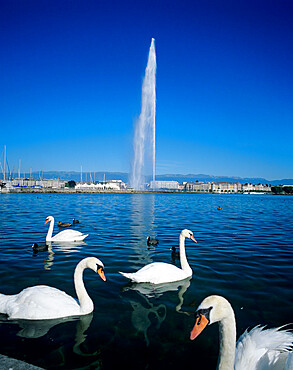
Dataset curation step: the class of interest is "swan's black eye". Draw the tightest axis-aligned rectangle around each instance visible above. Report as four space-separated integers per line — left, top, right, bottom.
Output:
195 307 212 323
195 311 202 325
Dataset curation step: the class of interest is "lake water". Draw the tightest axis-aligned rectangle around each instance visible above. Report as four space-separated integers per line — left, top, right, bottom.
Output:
0 193 292 369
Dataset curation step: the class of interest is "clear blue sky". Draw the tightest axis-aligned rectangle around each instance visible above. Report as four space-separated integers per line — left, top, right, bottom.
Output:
1 0 293 180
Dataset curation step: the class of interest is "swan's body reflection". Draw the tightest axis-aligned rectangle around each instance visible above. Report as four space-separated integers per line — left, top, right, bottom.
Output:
128 293 166 346
32 241 87 270
123 276 191 302
11 313 98 367
51 240 87 253
0 312 92 341
123 277 191 345
0 312 97 365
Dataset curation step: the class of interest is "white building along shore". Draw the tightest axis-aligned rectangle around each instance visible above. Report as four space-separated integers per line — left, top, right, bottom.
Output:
75 180 126 191
183 181 271 193
0 177 281 194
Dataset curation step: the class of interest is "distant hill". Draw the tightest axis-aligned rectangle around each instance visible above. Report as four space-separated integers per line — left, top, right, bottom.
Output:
29 171 129 183
26 171 293 185
155 174 293 185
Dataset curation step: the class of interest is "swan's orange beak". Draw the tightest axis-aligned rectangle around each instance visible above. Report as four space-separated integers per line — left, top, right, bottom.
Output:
44 219 49 225
97 268 106 281
190 313 209 340
191 235 197 243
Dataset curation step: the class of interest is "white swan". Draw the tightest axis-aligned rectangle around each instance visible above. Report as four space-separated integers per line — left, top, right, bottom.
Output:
0 257 106 320
119 229 197 284
45 216 88 242
190 295 293 370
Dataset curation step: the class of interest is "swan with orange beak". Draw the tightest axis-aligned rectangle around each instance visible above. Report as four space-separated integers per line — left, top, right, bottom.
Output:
190 295 293 370
120 229 197 284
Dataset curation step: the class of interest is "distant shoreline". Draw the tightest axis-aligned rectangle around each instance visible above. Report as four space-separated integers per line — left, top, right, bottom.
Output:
0 187 190 194
0 187 274 195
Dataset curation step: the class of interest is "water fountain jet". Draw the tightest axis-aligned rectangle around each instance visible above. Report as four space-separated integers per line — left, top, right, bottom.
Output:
130 38 156 190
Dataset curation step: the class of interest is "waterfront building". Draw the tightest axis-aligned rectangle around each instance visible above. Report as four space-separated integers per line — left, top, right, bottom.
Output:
0 176 274 194
150 180 179 190
211 182 240 193
75 180 126 191
184 182 211 192
242 183 271 193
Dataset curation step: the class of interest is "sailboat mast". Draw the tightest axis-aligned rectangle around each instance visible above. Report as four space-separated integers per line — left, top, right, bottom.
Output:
3 145 6 181
18 159 21 179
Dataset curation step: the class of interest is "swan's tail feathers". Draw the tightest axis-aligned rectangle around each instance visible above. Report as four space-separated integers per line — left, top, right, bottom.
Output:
119 271 136 282
119 271 130 279
74 234 88 241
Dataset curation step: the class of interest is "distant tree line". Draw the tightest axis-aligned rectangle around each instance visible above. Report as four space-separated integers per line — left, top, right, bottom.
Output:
65 180 76 188
271 186 293 194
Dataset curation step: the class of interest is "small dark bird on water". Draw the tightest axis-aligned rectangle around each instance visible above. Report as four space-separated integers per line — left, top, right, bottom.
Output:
73 219 80 224
58 221 72 228
32 243 48 253
147 236 159 247
170 246 180 260
217 206 222 210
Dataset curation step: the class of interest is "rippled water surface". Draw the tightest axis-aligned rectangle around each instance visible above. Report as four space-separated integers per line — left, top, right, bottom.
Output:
0 193 292 369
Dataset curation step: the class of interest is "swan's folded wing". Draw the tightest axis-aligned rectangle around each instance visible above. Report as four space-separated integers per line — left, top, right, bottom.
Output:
120 262 188 284
53 229 88 241
8 286 79 320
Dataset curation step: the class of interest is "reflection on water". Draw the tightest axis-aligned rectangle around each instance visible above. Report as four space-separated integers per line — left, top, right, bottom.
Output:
44 243 55 270
32 243 55 270
0 193 292 369
0 312 93 349
125 291 166 346
72 313 99 357
122 277 191 345
128 195 156 269
123 277 191 300
174 277 191 313
52 241 86 253
32 241 87 270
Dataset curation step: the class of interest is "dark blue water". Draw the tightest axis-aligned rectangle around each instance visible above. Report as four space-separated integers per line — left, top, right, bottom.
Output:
0 193 292 369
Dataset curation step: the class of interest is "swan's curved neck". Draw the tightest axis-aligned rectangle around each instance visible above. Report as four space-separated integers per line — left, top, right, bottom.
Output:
46 219 54 241
74 260 93 314
179 234 192 274
217 313 237 370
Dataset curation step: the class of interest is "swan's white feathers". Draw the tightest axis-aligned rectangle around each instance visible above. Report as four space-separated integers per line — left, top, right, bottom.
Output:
45 216 88 242
51 229 88 242
119 229 196 284
0 286 80 320
193 295 293 370
119 262 188 284
0 257 104 320
286 351 293 369
235 325 293 370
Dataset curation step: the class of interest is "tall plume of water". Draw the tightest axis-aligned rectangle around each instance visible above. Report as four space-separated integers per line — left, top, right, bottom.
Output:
130 38 156 190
